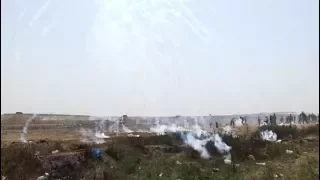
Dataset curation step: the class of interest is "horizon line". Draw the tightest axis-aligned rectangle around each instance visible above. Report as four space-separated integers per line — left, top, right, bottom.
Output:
1 111 303 117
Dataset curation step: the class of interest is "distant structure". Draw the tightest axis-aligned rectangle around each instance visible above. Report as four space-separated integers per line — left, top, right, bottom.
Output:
15 112 23 115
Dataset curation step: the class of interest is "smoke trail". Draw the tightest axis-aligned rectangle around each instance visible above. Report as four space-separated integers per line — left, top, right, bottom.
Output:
91 0 209 92
28 0 51 27
20 114 37 143
18 7 27 21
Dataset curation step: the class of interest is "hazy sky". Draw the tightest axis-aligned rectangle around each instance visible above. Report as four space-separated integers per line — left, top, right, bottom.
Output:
1 0 319 116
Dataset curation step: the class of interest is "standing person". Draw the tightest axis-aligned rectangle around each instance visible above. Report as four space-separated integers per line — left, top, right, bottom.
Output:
299 112 307 124
280 116 284 123
272 113 277 125
258 116 261 126
240 116 246 125
230 118 235 127
265 116 269 125
289 114 293 124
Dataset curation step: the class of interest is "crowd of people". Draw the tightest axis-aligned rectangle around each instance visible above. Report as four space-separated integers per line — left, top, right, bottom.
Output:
256 111 319 126
227 112 319 127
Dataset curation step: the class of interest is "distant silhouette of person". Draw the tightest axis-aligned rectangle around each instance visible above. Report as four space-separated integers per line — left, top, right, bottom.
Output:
280 116 284 123
230 118 235 127
269 115 273 125
272 113 277 125
265 116 269 124
289 114 293 124
240 116 246 124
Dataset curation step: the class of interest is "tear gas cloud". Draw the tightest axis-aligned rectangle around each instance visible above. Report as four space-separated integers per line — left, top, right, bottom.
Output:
149 122 232 162
260 130 278 142
80 128 109 144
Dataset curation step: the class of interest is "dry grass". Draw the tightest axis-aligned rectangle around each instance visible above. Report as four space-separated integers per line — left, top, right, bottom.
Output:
1 123 319 180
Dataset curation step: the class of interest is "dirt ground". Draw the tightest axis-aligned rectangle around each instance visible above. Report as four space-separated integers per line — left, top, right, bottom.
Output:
1 115 319 180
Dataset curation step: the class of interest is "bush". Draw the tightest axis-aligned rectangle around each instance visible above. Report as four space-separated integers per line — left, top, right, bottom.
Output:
1 144 42 180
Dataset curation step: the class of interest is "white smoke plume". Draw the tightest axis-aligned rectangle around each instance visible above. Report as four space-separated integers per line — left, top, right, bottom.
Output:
181 133 211 159
95 131 110 139
278 122 296 126
259 121 268 127
222 125 232 134
80 117 111 144
234 118 243 127
180 131 232 161
150 124 190 135
260 130 277 142
150 121 232 162
80 128 109 144
122 124 133 133
20 114 37 143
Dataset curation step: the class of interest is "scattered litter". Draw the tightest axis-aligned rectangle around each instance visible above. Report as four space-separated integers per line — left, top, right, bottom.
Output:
224 159 232 165
256 162 266 166
213 168 220 172
45 172 49 176
128 134 140 137
176 160 181 165
276 140 282 143
35 151 40 156
285 150 293 154
92 148 102 159
159 173 163 177
52 150 59 154
37 176 46 180
279 174 283 177
2 176 6 180
273 174 278 178
248 155 255 160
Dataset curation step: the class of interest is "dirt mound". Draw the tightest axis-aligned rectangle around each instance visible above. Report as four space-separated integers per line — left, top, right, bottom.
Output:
41 152 88 179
